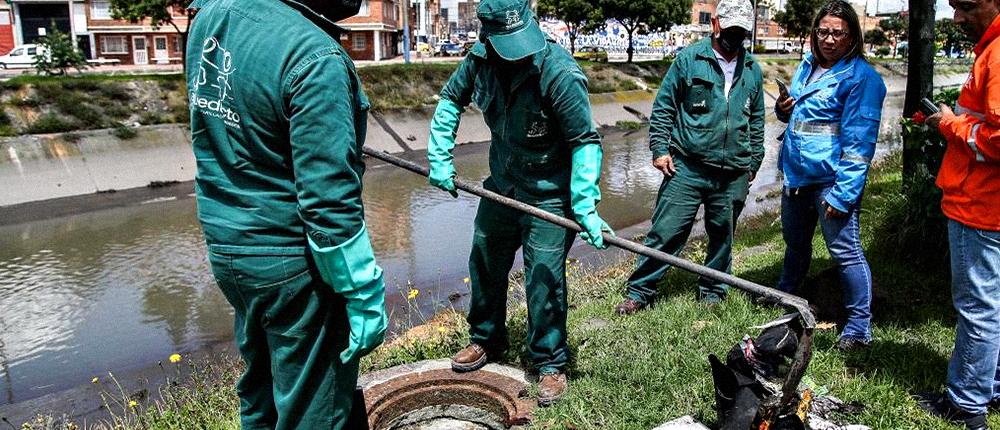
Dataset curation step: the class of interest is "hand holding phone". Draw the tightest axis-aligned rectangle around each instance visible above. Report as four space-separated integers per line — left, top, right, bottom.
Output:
776 79 789 97
919 98 940 116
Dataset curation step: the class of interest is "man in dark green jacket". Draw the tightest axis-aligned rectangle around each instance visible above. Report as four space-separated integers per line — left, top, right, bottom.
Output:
188 0 385 428
426 0 611 406
615 0 765 314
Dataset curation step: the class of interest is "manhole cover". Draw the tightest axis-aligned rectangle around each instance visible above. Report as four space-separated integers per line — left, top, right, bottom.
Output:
359 359 534 430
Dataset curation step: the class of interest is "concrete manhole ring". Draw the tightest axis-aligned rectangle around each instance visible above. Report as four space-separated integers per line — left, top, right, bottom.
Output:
359 359 534 430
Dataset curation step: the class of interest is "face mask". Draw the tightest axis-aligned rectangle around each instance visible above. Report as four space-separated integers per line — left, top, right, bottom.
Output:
716 29 746 55
303 0 362 22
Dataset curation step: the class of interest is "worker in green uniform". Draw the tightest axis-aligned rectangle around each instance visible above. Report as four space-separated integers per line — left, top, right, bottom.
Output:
614 0 766 315
187 0 385 428
426 0 611 406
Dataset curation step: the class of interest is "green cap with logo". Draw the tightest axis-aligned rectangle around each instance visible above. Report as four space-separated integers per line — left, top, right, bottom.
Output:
477 0 546 61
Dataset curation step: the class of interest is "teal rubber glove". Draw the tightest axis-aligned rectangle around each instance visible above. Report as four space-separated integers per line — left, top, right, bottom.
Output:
307 224 387 363
571 144 614 249
428 98 464 198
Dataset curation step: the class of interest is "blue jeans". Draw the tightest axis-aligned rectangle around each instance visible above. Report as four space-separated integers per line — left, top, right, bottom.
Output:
777 183 873 342
946 220 1000 415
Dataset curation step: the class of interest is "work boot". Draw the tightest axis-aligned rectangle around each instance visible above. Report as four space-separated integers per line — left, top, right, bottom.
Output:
451 343 488 373
835 337 870 352
615 298 646 315
917 392 989 430
537 372 567 406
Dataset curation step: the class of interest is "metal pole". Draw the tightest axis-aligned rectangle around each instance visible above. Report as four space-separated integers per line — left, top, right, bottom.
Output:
403 0 411 64
361 147 816 410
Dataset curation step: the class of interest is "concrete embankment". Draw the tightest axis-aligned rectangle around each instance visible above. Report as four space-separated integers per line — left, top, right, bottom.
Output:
0 91 656 208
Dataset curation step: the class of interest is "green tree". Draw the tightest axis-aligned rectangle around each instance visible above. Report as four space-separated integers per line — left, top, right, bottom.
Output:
935 18 972 56
597 0 691 63
865 28 889 50
109 0 193 69
33 24 88 75
878 13 908 57
773 0 824 58
538 0 602 54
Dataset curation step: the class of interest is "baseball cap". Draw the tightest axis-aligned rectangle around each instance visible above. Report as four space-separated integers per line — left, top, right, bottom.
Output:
717 0 755 32
477 0 546 61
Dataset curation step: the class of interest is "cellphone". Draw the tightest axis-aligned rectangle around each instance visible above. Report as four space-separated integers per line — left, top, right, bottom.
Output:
919 98 940 116
776 79 788 96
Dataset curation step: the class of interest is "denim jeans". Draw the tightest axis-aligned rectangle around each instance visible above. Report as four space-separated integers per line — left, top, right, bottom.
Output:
777 183 873 342
946 220 1000 415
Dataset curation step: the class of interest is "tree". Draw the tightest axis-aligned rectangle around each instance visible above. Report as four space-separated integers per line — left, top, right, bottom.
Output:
773 0 824 58
109 0 194 70
33 23 88 75
597 0 691 63
935 18 972 56
537 0 602 54
865 28 889 51
903 0 933 181
878 13 908 57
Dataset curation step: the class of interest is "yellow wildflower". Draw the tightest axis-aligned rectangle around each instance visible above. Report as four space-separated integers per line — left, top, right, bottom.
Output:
169 353 182 363
407 289 419 300
128 400 138 408
91 376 99 384
462 277 470 283
437 327 448 333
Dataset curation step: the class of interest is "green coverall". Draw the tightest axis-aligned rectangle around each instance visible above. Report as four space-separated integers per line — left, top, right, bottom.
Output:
625 38 765 304
432 40 604 374
188 0 384 428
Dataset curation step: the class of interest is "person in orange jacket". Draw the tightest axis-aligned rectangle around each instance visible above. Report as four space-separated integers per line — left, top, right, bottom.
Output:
921 0 1000 427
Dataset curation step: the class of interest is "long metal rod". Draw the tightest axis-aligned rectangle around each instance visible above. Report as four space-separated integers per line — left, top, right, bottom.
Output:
363 147 815 410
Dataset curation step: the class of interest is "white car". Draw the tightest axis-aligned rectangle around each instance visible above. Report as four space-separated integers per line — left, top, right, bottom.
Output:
0 44 47 69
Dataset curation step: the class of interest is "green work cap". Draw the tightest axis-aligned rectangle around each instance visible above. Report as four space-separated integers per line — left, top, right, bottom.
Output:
477 0 546 61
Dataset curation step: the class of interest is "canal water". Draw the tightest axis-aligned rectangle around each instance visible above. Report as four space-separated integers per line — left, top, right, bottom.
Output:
0 95 905 407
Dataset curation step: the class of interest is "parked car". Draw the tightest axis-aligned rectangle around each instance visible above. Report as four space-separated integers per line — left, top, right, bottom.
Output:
573 46 608 62
461 40 476 55
0 44 47 69
437 43 464 57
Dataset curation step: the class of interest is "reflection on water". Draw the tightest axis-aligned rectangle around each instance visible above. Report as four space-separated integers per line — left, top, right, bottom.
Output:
0 94 904 405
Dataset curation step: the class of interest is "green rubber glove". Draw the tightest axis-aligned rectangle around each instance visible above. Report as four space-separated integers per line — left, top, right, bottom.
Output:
428 98 464 198
571 144 614 249
307 224 387 364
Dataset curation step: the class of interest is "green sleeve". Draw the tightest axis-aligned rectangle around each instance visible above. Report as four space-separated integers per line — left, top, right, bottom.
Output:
649 57 684 159
440 56 477 107
749 64 766 173
550 67 602 149
286 51 366 246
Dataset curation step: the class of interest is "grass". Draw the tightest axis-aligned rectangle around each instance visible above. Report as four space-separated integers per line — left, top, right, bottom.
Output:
21 150 991 430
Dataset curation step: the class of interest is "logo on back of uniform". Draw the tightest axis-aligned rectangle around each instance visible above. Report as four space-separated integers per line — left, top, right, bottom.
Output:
191 37 241 130
505 10 523 30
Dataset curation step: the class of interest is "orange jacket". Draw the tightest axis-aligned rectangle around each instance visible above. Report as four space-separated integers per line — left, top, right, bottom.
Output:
936 14 1000 231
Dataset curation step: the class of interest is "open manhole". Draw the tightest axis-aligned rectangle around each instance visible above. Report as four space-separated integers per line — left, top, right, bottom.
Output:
359 359 534 430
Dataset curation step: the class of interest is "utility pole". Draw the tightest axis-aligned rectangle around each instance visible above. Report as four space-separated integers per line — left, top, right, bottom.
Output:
403 0 411 64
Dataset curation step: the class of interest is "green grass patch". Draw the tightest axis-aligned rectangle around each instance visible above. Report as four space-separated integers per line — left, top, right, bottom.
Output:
26 113 78 134
4 73 184 87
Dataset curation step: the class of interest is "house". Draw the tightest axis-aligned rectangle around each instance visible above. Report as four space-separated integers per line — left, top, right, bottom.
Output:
337 0 402 61
0 3 15 55
84 0 189 65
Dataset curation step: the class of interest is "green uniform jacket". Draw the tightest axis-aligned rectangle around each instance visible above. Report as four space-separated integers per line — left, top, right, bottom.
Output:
649 38 765 173
188 0 369 252
440 40 602 202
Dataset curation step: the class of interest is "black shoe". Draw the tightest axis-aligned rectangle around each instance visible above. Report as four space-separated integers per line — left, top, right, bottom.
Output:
917 392 989 430
835 337 870 352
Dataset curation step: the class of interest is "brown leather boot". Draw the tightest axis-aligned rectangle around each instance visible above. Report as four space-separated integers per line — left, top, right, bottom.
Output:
537 372 567 406
451 343 487 372
614 298 646 315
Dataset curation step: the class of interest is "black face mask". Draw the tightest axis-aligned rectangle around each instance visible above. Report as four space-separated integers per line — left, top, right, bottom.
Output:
301 0 362 22
716 29 746 56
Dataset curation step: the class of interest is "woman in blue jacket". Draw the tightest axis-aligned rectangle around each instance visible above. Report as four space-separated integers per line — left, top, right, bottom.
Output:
774 0 886 351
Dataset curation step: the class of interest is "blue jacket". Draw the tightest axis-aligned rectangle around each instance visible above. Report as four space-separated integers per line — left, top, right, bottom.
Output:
777 53 886 212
